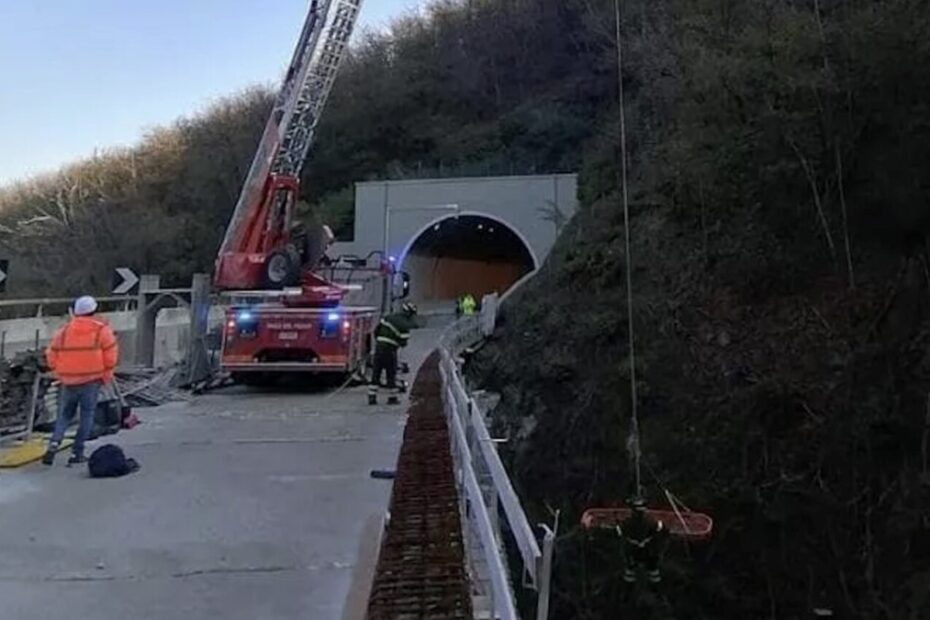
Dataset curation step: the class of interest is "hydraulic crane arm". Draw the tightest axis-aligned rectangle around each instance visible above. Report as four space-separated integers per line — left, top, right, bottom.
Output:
215 0 362 291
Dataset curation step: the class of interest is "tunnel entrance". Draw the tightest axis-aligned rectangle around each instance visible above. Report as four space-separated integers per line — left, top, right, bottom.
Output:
401 214 536 307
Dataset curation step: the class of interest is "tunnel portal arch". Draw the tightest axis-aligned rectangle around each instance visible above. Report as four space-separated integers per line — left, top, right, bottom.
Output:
397 212 538 306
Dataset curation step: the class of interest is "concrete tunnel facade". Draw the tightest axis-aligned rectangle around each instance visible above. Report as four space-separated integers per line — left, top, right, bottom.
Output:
330 174 578 309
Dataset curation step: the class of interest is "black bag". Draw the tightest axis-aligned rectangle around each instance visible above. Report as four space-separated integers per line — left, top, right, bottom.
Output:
87 444 140 478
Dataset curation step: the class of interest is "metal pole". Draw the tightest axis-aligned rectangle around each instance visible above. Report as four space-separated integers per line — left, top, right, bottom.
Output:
535 518 558 620
24 373 41 442
382 181 391 313
382 181 390 257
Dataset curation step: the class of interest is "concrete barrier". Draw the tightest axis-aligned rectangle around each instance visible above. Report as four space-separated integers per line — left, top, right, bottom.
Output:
0 307 225 368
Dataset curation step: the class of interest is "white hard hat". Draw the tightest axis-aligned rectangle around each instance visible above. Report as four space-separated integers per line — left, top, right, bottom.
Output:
73 295 98 316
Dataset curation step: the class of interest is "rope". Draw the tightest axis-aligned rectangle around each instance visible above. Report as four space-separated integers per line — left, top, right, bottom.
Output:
324 368 368 400
614 0 642 499
664 488 694 536
645 458 699 534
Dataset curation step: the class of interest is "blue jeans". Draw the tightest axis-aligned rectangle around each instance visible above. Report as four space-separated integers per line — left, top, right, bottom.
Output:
49 381 101 457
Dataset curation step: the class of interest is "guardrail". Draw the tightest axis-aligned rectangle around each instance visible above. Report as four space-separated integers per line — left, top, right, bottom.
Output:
438 294 556 620
0 295 137 318
0 296 140 359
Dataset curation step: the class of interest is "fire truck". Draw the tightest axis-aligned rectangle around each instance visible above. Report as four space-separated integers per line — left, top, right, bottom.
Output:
212 0 405 384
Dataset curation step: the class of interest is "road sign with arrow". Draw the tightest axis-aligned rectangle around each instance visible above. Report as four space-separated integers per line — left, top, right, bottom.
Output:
112 267 139 295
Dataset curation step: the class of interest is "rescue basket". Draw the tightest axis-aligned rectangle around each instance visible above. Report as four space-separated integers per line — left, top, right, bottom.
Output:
581 506 713 541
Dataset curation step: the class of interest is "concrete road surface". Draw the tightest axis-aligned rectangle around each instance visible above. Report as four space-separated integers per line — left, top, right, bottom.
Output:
0 329 440 620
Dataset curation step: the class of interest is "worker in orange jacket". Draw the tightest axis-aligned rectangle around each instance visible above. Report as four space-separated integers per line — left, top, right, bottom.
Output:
42 296 119 466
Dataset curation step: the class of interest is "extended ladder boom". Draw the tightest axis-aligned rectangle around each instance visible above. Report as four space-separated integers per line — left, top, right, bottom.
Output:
215 0 362 291
274 0 359 176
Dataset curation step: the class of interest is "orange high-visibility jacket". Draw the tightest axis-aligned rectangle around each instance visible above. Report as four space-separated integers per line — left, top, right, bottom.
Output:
46 316 119 385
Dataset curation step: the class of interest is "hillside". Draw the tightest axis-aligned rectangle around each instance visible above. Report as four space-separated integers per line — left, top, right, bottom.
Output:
2 0 930 617
466 0 930 618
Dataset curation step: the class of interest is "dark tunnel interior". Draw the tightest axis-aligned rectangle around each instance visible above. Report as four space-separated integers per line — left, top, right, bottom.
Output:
402 215 535 306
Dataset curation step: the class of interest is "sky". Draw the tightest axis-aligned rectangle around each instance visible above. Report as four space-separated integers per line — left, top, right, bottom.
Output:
0 0 424 186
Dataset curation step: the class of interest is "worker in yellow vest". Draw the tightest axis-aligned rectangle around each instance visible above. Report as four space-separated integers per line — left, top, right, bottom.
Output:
461 294 477 316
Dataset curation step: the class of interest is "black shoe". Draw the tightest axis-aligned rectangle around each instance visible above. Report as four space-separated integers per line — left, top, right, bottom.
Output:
387 396 400 405
41 450 55 466
368 395 377 406
67 455 87 467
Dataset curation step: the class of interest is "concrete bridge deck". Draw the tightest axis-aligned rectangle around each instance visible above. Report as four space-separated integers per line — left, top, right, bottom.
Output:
0 330 440 620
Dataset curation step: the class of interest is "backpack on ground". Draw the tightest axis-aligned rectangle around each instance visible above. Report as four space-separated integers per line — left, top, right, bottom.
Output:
87 444 140 478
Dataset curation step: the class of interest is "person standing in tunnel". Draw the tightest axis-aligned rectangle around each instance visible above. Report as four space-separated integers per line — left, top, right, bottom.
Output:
368 302 417 406
461 293 477 316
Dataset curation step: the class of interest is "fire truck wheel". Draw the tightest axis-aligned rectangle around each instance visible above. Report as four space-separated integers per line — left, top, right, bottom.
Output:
264 250 300 288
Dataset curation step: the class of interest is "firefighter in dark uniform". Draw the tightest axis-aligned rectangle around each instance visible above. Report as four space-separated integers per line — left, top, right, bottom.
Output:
619 496 666 585
368 302 417 405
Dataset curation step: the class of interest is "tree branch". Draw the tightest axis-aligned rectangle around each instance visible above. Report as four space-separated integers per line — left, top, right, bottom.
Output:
787 138 837 257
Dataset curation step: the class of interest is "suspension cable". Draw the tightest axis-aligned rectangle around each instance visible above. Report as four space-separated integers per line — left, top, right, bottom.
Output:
614 0 642 499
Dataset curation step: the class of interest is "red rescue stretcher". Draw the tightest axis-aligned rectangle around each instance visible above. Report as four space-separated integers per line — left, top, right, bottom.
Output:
581 506 713 541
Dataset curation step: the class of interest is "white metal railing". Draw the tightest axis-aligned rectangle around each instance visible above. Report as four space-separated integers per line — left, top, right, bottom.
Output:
438 294 556 620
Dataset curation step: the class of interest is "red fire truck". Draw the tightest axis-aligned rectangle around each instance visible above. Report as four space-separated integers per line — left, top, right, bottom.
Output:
211 1 405 384
220 261 407 384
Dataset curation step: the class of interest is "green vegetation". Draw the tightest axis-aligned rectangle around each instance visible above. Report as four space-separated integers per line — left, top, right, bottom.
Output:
468 0 930 618
0 88 274 293
2 0 929 617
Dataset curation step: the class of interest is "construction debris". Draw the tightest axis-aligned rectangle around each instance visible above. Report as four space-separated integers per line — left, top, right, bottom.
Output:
1 348 191 439
0 351 53 435
115 366 190 408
